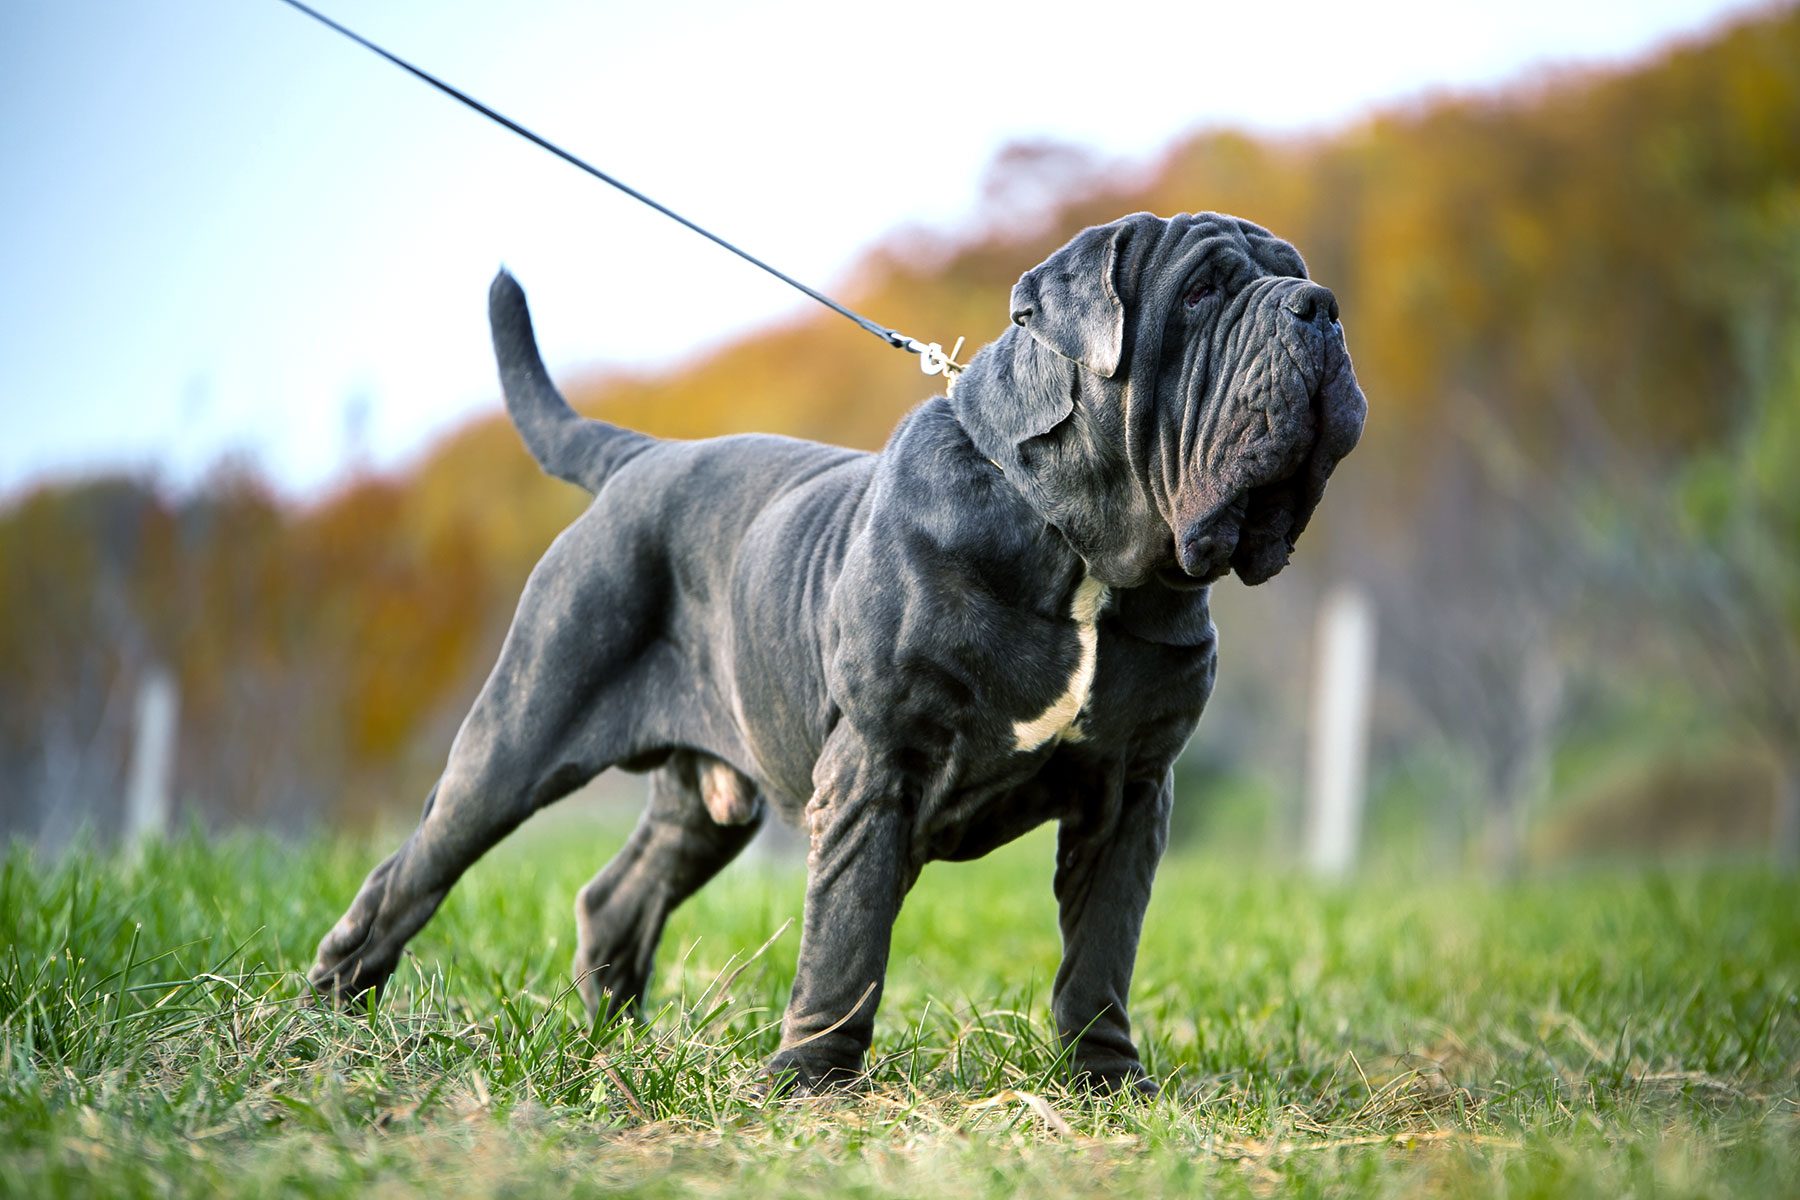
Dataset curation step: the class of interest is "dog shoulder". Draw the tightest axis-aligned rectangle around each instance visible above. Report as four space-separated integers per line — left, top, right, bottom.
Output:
866 400 1077 590
823 399 1090 699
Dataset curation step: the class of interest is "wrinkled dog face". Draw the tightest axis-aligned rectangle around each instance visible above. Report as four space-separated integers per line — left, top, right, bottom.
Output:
958 212 1367 589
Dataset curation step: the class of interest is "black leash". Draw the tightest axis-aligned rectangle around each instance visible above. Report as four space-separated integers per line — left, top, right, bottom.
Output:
273 0 965 380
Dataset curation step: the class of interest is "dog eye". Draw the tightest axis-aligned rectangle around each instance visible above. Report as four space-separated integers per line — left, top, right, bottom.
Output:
1182 284 1216 308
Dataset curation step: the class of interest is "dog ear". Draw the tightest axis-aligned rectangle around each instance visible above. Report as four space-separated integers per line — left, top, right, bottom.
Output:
1009 221 1132 379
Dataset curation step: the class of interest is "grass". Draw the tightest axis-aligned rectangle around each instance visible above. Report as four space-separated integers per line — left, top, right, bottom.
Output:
1 802 1796 1198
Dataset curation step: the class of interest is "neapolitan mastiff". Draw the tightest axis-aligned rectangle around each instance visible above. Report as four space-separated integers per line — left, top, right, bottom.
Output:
309 211 1367 1095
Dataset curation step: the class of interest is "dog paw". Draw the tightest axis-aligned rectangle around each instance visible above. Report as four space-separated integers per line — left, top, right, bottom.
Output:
305 935 395 1007
306 891 399 1005
1070 1064 1160 1100
761 1051 867 1098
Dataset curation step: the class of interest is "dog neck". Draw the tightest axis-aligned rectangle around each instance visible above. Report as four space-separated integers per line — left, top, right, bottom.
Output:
946 329 1053 483
947 333 1058 509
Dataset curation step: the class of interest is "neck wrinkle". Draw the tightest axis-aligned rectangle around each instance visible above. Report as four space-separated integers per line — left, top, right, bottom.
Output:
1123 327 1183 537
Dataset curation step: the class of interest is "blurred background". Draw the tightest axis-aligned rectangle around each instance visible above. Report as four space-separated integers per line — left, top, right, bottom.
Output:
2 0 1796 874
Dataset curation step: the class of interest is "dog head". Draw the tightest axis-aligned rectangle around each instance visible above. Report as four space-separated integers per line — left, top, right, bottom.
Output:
954 212 1366 589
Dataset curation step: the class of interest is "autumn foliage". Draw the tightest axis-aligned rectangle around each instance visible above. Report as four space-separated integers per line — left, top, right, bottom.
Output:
4 6 1798 838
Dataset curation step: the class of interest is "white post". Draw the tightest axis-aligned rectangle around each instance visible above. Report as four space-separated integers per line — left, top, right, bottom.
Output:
125 667 179 848
1304 587 1376 877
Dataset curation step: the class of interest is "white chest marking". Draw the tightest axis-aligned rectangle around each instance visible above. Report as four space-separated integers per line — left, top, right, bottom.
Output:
1012 574 1111 752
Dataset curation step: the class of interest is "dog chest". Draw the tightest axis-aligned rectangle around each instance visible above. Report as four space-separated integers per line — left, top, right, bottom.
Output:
1011 574 1110 753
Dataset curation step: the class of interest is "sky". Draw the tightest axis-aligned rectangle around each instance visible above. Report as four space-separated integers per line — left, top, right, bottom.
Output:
0 0 1768 500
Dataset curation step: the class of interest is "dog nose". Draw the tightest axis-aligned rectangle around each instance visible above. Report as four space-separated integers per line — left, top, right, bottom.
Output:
1284 282 1338 323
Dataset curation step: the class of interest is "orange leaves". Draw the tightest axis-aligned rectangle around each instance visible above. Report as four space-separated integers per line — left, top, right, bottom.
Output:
5 5 1799 832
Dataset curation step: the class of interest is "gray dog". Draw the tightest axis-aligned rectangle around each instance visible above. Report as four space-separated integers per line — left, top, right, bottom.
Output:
308 211 1366 1095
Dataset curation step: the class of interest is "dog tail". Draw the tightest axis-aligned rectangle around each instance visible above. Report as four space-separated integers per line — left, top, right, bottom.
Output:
488 269 652 494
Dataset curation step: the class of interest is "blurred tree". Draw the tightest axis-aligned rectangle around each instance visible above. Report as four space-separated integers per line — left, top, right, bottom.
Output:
1373 422 1574 876
1575 196 1800 865
2 5 1797 844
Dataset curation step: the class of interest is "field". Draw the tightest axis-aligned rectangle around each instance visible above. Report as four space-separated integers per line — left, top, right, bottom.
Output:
2 803 1796 1198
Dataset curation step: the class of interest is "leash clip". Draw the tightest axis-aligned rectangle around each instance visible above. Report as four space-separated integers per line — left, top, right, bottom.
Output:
908 336 967 391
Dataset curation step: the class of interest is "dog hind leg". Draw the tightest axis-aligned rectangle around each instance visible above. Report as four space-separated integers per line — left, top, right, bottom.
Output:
574 752 764 1020
308 508 662 1003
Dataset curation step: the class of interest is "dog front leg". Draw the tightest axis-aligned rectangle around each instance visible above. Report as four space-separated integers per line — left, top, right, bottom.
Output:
767 774 914 1093
1051 773 1172 1096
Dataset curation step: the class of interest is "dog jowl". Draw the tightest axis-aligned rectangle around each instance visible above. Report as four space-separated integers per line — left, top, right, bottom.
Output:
308 212 1367 1095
